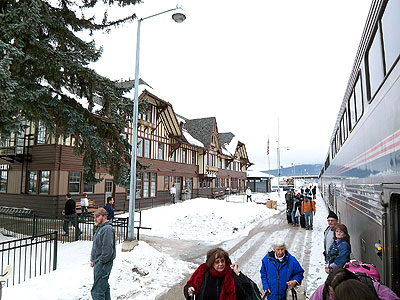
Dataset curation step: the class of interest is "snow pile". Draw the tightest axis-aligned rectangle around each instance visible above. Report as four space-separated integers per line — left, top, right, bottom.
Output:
122 196 279 243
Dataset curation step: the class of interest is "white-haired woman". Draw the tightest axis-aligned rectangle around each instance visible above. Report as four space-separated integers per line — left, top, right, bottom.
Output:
260 240 304 300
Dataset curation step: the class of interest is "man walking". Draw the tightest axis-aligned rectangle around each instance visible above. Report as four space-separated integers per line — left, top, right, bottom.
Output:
62 193 82 239
90 208 116 300
301 196 316 230
324 211 339 258
104 196 114 220
170 184 176 204
246 186 252 202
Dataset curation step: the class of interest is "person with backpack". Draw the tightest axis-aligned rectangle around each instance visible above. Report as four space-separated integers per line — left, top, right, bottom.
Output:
310 267 400 300
325 224 351 273
301 196 316 230
285 191 294 224
291 195 300 227
260 239 304 300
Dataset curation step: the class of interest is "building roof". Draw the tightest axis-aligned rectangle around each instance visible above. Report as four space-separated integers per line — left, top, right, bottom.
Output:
247 170 274 178
183 117 216 149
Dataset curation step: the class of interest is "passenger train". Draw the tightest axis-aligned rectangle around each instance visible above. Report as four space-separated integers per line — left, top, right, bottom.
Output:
318 0 399 295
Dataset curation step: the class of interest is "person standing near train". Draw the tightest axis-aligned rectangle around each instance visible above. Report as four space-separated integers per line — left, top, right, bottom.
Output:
301 196 316 230
324 211 339 259
325 224 351 273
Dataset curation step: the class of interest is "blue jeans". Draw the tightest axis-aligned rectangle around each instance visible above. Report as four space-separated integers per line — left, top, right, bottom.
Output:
291 210 298 225
304 212 313 229
91 261 113 300
80 206 88 220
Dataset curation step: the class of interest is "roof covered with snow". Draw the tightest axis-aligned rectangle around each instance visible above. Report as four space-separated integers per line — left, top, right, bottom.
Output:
247 170 274 178
220 132 239 156
183 117 216 149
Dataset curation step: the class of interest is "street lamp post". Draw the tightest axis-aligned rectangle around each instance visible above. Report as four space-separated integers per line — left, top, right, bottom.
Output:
125 5 185 247
276 118 289 196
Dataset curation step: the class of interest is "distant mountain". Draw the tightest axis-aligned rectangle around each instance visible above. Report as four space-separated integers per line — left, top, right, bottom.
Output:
263 164 322 177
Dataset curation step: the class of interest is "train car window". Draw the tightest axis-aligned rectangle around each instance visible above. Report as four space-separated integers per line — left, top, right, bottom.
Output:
354 75 364 121
381 0 400 73
331 140 336 159
348 91 356 131
367 24 385 100
343 109 348 141
336 127 341 150
360 60 369 106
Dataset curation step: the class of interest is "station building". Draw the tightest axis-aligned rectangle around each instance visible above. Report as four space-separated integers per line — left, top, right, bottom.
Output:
0 85 252 215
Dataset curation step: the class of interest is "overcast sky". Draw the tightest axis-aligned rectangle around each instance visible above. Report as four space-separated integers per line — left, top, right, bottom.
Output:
89 0 372 171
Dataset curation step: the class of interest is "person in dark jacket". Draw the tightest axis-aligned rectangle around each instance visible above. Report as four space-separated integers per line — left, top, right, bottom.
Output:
104 196 114 220
325 224 351 273
62 193 82 239
90 208 116 300
260 240 304 300
184 247 260 300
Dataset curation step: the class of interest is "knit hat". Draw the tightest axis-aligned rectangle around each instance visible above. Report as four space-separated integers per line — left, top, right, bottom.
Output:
327 211 338 220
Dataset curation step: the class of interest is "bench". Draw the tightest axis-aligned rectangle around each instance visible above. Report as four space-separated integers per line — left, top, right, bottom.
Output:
76 199 97 215
212 190 226 199
134 210 152 240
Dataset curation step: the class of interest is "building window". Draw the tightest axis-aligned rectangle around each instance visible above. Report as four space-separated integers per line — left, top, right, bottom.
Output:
158 143 164 160
136 174 142 198
39 171 50 194
182 149 187 164
36 120 46 144
69 171 81 194
151 173 156 197
84 182 94 193
137 138 143 157
170 151 175 162
144 139 150 158
28 171 37 193
192 150 196 165
143 173 149 198
0 170 8 192
139 109 152 122
164 176 169 190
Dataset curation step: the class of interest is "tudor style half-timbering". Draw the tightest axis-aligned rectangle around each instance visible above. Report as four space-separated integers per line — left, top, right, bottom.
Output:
0 85 252 214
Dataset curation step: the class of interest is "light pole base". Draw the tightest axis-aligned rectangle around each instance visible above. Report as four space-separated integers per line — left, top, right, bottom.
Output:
121 239 139 252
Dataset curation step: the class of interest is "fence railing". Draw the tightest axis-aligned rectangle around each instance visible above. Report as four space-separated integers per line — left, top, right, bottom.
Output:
0 232 57 287
0 212 129 244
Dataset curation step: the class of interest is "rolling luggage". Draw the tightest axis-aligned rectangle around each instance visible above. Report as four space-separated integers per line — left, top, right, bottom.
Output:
300 214 306 228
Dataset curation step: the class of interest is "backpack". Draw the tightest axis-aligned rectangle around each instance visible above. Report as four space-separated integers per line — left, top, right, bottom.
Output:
322 261 380 300
322 274 378 300
343 261 380 281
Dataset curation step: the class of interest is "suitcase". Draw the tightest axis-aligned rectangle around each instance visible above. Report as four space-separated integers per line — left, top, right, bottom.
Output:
300 214 306 228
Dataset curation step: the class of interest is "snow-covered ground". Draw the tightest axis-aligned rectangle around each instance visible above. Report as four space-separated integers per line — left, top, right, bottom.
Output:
1 191 328 300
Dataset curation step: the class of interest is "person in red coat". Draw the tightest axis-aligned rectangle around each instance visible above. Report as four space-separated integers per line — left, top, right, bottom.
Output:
183 248 257 300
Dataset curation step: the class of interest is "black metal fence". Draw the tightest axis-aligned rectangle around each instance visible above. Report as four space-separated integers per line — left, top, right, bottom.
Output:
0 232 57 287
0 212 129 243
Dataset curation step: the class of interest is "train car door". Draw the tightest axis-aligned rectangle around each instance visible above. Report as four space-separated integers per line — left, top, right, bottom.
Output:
382 185 400 296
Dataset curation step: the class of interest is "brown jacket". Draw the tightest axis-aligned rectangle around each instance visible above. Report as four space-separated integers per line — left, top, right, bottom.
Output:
301 200 316 214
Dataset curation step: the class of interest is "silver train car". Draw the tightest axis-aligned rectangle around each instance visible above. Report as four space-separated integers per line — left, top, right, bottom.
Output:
319 0 400 295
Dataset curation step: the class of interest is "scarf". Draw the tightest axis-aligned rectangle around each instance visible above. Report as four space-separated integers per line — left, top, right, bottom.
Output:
186 263 236 300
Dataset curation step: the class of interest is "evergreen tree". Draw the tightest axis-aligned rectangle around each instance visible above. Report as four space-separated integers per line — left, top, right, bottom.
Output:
0 0 144 186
